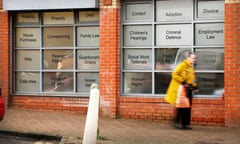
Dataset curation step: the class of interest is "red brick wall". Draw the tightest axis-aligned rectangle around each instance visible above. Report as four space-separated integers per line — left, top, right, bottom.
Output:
0 10 10 107
224 2 240 127
99 1 121 118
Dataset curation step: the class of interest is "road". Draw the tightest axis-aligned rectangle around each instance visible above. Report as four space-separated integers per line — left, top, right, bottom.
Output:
0 131 61 144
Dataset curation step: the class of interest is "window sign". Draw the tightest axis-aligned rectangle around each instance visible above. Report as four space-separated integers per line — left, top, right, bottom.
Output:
43 12 74 25
16 28 40 48
17 13 39 23
195 23 224 45
77 73 99 93
77 50 99 70
198 0 224 18
79 11 99 22
44 72 73 92
124 49 152 70
124 72 152 94
156 24 192 46
124 25 152 46
195 48 224 70
156 0 192 22
16 50 40 70
44 27 73 47
77 27 99 47
43 50 73 69
125 3 152 21
16 72 40 92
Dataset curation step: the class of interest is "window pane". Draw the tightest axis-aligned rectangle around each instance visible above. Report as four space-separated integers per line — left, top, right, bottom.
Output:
17 13 39 24
16 50 40 70
124 49 152 70
155 72 172 94
77 26 99 47
125 3 152 21
79 11 99 23
16 28 41 48
43 27 73 47
195 23 224 45
43 72 73 92
155 48 192 70
16 72 40 92
156 0 193 22
195 48 224 70
43 50 73 69
43 12 74 25
77 73 99 93
156 24 193 46
197 73 224 96
124 25 152 46
124 72 152 94
77 49 99 70
197 0 224 18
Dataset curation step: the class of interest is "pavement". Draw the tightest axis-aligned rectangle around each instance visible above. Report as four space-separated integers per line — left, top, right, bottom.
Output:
0 108 240 144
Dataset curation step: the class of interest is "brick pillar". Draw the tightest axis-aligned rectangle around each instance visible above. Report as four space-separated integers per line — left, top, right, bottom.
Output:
224 0 240 127
0 3 10 107
99 0 121 118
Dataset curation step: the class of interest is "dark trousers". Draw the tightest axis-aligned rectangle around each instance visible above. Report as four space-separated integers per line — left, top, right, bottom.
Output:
174 87 193 126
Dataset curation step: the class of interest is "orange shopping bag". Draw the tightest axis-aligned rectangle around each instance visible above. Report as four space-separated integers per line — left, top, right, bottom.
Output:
175 85 190 108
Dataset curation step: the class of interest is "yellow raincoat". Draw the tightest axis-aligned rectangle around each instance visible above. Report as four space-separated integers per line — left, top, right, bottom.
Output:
165 60 197 105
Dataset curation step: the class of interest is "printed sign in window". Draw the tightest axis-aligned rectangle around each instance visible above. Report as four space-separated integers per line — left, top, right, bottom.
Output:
124 49 152 70
16 50 40 70
43 12 74 25
125 3 152 21
43 50 73 69
156 24 192 46
16 28 40 48
198 0 224 18
77 73 99 93
124 72 152 94
17 13 39 23
195 23 224 45
44 27 73 47
124 25 152 46
16 72 40 92
77 50 99 70
77 27 99 47
156 0 192 22
79 11 99 22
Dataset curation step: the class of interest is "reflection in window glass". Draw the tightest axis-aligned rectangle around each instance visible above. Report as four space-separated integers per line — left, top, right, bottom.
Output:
124 72 152 94
77 73 99 93
77 50 99 70
196 73 224 96
155 72 172 94
124 49 152 70
43 27 73 47
16 50 40 70
16 72 40 92
195 48 224 70
44 72 73 92
43 50 73 69
155 48 192 70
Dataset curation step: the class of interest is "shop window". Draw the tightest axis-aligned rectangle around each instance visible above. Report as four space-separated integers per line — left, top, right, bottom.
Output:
122 0 224 97
12 10 99 96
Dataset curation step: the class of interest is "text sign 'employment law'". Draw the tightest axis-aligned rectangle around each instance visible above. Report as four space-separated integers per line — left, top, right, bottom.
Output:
156 24 192 46
195 23 224 45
